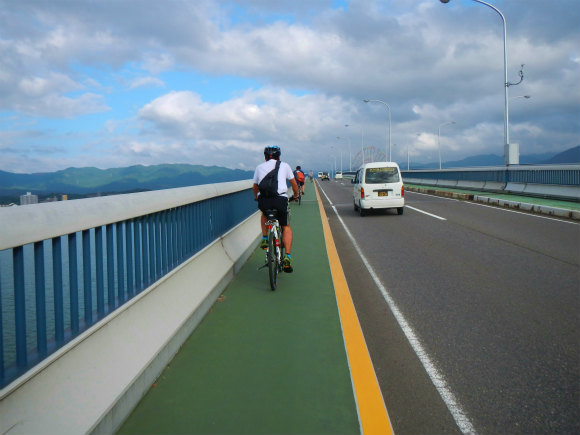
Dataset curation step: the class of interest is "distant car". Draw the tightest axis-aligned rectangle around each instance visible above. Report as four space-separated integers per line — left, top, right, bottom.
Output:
352 162 404 216
335 171 343 179
318 171 330 180
341 171 357 180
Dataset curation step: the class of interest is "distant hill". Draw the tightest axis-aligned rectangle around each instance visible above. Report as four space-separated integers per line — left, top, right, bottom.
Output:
542 145 580 164
0 164 253 203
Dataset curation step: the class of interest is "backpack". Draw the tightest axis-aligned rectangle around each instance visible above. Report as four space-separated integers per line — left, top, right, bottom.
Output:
258 160 281 198
295 170 305 183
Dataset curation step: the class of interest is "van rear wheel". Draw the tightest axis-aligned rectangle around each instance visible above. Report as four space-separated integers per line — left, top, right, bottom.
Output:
359 206 366 217
397 207 404 215
353 201 359 212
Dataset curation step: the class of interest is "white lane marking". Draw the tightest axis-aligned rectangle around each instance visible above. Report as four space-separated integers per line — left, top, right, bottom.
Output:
409 190 579 225
406 205 447 221
465 200 580 225
320 185 477 434
411 191 460 202
319 185 333 206
320 186 447 221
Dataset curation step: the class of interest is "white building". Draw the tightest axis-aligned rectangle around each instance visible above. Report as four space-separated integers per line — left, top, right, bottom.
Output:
20 192 38 205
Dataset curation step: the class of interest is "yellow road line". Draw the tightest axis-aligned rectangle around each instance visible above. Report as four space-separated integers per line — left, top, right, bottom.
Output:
314 183 394 435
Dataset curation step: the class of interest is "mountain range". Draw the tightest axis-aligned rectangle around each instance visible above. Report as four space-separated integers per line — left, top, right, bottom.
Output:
1 146 578 204
0 164 253 203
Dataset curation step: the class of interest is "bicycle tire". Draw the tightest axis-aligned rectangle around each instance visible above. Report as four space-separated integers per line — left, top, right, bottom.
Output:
267 229 278 290
298 191 302 205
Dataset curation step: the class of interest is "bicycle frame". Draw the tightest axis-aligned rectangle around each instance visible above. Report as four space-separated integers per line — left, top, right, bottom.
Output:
264 212 284 290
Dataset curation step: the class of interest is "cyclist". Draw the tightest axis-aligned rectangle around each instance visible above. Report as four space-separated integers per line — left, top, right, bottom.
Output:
253 145 299 273
293 166 306 195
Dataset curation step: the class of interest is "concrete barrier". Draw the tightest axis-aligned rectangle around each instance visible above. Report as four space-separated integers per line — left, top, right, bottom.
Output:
482 181 507 192
435 179 458 188
0 212 261 435
474 196 580 220
455 180 486 190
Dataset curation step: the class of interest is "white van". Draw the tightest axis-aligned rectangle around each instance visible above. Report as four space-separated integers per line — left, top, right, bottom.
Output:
352 162 405 216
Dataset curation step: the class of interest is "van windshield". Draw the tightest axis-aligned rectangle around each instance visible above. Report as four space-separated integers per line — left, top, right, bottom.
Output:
365 167 400 184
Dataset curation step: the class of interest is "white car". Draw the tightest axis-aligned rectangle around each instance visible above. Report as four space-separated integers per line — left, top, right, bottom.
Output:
352 162 405 216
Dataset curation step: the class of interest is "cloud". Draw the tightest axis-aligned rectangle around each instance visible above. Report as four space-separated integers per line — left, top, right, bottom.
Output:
129 76 165 89
0 0 578 173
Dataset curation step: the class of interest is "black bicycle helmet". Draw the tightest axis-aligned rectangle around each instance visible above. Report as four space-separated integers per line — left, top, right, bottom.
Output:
264 145 281 160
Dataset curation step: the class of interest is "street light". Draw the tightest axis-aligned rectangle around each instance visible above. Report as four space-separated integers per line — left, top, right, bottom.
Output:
363 99 392 161
440 0 524 166
345 124 364 165
336 136 350 171
438 121 456 170
330 145 336 178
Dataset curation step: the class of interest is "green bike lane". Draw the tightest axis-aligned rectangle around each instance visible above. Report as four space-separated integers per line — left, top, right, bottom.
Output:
118 184 391 434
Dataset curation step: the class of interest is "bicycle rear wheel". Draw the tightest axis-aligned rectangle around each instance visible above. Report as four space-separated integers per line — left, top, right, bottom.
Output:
267 229 278 290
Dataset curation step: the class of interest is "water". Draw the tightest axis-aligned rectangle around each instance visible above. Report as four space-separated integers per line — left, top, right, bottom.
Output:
1 230 116 368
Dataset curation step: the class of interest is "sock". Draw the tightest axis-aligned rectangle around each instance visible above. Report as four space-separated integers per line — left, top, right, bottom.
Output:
286 254 291 259
262 236 267 240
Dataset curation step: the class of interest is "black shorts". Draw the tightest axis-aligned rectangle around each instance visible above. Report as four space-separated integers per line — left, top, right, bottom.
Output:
258 195 290 227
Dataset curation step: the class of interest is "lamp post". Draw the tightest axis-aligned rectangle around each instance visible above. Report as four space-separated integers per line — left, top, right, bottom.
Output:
438 121 456 170
345 124 364 165
363 99 392 161
336 136 351 172
440 0 524 166
509 96 530 150
330 145 337 178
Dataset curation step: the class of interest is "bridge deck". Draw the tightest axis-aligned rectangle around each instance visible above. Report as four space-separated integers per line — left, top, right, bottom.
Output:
118 183 388 434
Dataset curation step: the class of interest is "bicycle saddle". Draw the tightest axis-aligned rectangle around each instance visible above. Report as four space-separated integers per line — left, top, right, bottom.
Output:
264 209 278 220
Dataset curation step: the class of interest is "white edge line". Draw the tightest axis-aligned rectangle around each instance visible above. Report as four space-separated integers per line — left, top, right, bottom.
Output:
467 199 580 225
320 185 477 435
410 190 579 225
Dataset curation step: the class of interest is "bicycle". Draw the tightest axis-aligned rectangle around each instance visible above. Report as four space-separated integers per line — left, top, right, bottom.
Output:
258 209 284 290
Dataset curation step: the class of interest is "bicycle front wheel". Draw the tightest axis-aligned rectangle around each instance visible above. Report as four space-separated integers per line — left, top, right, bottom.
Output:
267 229 278 290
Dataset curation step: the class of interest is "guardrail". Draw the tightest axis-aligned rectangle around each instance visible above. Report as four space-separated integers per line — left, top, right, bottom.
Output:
401 164 580 200
0 181 255 390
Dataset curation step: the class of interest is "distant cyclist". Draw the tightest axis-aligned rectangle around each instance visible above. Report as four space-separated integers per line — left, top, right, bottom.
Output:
294 166 306 195
253 145 299 273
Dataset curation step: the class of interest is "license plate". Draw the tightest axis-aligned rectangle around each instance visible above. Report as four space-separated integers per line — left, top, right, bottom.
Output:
378 191 387 197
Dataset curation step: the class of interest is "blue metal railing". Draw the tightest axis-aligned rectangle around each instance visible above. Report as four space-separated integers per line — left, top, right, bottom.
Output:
401 164 580 186
0 187 255 389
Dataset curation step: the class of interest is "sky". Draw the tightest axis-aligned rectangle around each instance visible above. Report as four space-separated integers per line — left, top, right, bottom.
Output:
0 0 578 174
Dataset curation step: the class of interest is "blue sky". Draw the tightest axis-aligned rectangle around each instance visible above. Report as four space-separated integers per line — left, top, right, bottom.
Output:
0 0 578 174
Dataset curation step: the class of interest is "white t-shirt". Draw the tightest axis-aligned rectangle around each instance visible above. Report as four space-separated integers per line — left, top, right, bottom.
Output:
253 159 295 197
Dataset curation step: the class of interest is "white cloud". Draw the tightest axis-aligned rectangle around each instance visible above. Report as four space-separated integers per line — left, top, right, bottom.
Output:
0 0 578 172
129 76 165 89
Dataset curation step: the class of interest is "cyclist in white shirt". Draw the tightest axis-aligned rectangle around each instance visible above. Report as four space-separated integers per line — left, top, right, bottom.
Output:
253 145 299 272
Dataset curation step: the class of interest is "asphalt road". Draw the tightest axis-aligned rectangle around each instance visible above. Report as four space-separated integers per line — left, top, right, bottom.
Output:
317 179 579 435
